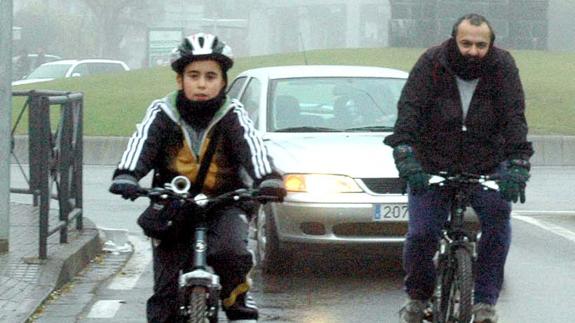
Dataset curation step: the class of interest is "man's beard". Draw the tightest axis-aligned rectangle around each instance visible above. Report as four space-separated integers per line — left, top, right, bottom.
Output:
447 38 492 80
176 89 226 130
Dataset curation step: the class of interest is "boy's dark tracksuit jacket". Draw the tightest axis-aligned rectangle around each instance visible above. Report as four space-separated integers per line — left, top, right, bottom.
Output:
112 91 279 192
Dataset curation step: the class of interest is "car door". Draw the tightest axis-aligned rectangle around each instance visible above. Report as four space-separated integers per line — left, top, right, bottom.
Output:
69 63 90 77
88 62 127 75
229 76 263 128
239 78 262 125
227 76 248 99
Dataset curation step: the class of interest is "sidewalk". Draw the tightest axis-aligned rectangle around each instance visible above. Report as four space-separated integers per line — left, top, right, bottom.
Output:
0 203 100 323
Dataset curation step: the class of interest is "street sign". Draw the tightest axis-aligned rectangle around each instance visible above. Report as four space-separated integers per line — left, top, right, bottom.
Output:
147 28 183 68
12 26 21 40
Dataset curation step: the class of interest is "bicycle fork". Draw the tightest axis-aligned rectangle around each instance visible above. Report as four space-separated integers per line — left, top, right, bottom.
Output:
430 232 477 323
178 225 222 319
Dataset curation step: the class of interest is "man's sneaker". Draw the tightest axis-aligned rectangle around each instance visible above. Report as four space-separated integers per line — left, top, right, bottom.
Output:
399 298 427 323
473 303 498 323
224 292 258 322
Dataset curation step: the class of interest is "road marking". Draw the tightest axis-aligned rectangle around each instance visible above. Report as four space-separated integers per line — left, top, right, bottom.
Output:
107 235 152 290
513 214 575 243
513 210 575 216
87 300 123 318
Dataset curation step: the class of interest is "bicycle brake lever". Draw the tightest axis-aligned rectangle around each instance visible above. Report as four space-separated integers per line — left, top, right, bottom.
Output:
194 193 209 207
428 175 445 185
481 180 499 191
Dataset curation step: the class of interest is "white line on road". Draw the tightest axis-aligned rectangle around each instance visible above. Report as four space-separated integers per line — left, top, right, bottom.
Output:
513 213 575 243
513 210 575 216
87 300 123 318
107 235 152 290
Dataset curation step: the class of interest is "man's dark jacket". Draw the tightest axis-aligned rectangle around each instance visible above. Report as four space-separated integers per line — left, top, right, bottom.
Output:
384 39 533 174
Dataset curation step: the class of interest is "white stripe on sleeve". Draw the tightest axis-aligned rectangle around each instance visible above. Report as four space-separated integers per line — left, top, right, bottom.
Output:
118 104 162 171
233 105 272 179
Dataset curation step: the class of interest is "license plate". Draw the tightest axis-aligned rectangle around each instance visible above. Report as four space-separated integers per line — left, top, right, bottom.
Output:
374 204 408 221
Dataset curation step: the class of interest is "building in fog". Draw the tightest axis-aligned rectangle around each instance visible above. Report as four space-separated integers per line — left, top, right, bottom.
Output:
150 0 392 57
13 0 575 69
388 0 550 50
244 1 391 55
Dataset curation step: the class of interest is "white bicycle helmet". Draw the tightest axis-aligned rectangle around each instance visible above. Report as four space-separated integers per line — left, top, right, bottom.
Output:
170 33 234 74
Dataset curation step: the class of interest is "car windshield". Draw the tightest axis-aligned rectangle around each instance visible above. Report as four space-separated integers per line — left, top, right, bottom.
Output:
26 64 72 79
268 76 406 132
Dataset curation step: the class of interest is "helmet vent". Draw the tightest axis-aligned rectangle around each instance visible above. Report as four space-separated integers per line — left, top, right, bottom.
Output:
171 32 234 72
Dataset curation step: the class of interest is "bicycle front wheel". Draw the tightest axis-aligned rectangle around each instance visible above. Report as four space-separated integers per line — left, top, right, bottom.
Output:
433 247 473 323
187 286 211 323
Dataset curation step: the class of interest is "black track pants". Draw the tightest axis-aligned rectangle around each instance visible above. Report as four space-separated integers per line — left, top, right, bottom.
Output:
146 205 254 323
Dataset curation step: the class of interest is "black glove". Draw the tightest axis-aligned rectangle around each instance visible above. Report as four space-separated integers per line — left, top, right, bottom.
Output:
109 174 141 201
499 159 530 203
258 178 287 202
393 144 430 194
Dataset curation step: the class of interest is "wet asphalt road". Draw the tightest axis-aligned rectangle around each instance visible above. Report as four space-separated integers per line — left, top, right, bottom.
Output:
11 165 575 322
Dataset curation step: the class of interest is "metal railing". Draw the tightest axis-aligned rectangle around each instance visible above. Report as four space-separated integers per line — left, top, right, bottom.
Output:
10 90 83 259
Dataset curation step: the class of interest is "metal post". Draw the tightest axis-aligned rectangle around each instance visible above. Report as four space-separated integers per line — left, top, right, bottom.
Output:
0 0 14 254
29 95 51 259
28 94 42 206
59 101 72 243
74 97 84 231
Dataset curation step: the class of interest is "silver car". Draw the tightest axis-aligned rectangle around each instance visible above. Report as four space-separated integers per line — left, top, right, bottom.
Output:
12 59 130 86
228 65 409 272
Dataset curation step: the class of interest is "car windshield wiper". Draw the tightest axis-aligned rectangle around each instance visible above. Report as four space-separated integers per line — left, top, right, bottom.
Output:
275 126 343 133
344 126 395 132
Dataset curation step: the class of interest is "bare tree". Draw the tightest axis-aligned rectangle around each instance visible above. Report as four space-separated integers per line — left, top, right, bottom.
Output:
81 0 149 58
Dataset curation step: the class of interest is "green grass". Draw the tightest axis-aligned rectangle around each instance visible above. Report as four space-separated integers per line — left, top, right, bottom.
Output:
11 47 575 136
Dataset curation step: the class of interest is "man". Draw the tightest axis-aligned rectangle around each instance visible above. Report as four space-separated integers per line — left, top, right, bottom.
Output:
14 49 31 80
109 33 286 322
384 14 533 323
35 47 46 68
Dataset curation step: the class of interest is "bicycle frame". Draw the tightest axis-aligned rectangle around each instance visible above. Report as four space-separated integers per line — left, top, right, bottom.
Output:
178 216 221 321
430 173 499 323
139 176 277 322
440 179 478 257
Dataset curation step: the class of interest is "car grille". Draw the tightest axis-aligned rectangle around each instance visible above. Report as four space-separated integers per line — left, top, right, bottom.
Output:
333 222 407 237
360 178 405 194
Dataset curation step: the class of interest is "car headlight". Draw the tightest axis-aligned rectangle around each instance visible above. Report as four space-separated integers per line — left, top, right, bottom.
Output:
284 174 362 193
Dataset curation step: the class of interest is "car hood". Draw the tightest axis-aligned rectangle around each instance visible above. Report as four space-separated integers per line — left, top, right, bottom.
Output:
264 133 399 178
12 78 54 86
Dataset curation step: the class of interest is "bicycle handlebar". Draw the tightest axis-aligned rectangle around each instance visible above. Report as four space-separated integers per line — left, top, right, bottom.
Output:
428 172 500 191
135 176 281 206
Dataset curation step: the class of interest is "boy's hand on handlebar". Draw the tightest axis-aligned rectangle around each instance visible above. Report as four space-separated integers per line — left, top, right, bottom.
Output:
109 174 142 201
257 178 287 202
499 159 530 203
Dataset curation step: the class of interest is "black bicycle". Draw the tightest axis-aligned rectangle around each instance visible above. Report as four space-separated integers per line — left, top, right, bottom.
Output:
425 172 499 323
138 176 279 323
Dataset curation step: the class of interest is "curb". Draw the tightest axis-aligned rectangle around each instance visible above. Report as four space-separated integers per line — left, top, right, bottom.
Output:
16 218 101 323
11 134 575 166
44 219 102 290
28 243 134 322
529 135 575 167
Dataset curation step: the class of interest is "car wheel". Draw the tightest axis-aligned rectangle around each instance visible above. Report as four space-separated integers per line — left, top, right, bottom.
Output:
255 204 289 274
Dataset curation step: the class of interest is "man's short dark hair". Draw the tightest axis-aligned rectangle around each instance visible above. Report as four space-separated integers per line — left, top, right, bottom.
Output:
451 13 496 43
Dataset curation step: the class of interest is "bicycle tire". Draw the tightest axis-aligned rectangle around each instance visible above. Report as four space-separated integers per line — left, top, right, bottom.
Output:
187 286 210 323
452 248 473 322
433 247 473 323
433 252 453 323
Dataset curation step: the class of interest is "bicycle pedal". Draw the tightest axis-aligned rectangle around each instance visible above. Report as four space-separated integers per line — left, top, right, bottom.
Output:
422 307 434 322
